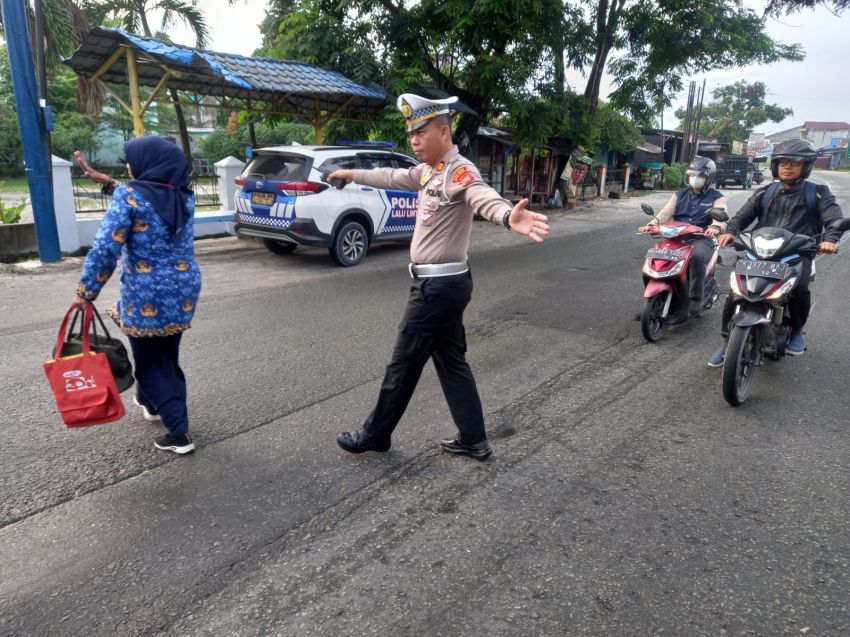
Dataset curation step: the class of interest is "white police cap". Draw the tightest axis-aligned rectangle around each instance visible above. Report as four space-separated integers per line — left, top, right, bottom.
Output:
397 93 459 132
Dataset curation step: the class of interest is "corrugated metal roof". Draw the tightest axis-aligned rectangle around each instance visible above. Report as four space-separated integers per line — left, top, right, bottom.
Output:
635 142 663 154
63 27 388 116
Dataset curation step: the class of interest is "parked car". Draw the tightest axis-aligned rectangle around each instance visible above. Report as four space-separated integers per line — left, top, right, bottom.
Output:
233 142 419 266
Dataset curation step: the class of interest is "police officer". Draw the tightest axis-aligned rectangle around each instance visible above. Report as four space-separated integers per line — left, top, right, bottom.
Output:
639 156 727 319
328 93 550 460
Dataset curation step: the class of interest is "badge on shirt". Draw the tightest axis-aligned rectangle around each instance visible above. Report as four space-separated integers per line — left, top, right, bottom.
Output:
452 165 475 188
435 160 445 173
420 167 432 186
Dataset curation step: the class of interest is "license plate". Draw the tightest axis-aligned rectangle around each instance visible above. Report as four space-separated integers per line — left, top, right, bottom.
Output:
734 259 788 279
646 247 683 261
251 192 275 206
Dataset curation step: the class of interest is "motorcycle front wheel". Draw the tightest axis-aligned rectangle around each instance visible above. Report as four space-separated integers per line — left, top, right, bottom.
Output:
641 294 666 342
722 324 760 406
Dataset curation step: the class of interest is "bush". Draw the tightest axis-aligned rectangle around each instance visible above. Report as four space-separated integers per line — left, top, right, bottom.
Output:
664 162 687 189
0 198 27 224
199 121 313 164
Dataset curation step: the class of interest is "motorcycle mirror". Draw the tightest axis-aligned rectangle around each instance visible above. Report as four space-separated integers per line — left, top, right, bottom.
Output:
828 218 850 233
641 203 654 216
707 208 729 223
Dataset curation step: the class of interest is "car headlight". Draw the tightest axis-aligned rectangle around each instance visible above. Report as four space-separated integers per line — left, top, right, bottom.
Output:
752 235 784 258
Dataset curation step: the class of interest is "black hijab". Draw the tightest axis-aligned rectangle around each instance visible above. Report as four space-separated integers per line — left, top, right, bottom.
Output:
124 136 193 234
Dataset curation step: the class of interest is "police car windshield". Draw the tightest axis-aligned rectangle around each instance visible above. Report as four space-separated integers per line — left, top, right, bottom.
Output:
244 154 311 181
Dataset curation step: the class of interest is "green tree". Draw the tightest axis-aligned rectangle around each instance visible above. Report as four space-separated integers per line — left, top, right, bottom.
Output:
600 0 803 123
259 0 574 144
674 81 793 144
0 48 26 176
764 0 849 15
46 68 101 159
82 0 226 161
257 0 802 154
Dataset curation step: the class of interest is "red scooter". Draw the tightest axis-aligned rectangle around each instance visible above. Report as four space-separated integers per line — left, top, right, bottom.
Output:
639 203 728 342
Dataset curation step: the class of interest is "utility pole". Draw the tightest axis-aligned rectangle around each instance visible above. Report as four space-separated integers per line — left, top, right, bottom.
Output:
1 0 61 262
680 81 695 163
691 79 706 162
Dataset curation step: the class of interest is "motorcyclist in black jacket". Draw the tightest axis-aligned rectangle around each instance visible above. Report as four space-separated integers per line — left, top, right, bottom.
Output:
707 139 844 366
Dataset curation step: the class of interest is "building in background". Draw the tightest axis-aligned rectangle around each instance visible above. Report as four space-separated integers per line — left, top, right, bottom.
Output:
766 121 850 147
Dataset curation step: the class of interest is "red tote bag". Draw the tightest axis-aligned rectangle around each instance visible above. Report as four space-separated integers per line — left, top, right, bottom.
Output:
44 304 125 427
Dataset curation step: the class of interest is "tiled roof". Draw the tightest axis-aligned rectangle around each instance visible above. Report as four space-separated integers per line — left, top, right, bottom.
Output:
64 27 388 117
803 121 850 130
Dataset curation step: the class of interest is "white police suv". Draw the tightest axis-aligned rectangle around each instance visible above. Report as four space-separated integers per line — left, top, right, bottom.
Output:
233 142 419 266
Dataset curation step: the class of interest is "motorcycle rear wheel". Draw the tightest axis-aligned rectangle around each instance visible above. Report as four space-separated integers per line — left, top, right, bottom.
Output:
641 294 666 342
722 325 759 406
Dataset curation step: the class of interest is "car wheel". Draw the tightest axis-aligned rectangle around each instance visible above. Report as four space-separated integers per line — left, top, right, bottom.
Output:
263 238 297 255
330 220 368 267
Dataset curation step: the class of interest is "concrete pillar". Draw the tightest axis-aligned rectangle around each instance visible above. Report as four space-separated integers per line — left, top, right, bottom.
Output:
596 165 607 198
622 163 631 193
51 155 80 253
215 156 246 212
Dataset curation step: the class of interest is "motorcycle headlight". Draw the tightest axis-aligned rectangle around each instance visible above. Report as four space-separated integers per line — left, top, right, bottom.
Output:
668 260 686 276
752 235 785 259
767 277 797 300
643 259 685 278
729 271 742 297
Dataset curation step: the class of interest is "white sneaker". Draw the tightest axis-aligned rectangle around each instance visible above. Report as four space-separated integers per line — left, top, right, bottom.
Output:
133 395 161 422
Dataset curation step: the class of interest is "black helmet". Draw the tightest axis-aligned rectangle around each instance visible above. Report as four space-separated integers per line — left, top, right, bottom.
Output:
770 139 817 180
685 156 716 189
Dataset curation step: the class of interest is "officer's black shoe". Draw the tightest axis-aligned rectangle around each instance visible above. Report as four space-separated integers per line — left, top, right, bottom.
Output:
440 438 492 461
337 429 391 454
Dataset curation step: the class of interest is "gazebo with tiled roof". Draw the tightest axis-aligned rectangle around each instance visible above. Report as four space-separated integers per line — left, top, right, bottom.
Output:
64 27 389 143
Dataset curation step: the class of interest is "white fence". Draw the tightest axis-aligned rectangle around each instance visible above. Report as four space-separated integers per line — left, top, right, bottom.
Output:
51 155 245 250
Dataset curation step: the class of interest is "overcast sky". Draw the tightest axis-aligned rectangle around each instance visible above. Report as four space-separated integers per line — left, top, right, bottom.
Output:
159 0 850 136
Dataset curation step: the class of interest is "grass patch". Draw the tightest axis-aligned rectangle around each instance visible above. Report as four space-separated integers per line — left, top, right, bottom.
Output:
0 177 29 193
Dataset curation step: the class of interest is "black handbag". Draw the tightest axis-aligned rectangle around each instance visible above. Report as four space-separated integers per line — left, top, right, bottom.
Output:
53 304 135 393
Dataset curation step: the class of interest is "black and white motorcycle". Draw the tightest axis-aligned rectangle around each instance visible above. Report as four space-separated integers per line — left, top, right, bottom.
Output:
721 218 850 406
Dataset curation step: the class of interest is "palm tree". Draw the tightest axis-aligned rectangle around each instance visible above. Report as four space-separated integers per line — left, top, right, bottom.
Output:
84 0 222 164
21 0 238 164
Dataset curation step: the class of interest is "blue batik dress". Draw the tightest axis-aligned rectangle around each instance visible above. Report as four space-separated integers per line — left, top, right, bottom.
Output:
76 185 202 337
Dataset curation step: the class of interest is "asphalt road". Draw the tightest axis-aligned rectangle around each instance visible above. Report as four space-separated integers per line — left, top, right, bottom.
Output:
1 173 849 636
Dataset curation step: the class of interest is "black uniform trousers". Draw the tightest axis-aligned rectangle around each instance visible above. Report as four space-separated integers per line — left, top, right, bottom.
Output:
362 270 487 445
720 257 812 338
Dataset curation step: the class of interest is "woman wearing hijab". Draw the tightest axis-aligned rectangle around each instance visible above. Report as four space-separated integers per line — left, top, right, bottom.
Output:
73 136 202 455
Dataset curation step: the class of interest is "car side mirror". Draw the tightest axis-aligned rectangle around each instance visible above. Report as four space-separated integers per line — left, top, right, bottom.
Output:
707 208 729 223
641 203 654 216
828 218 850 233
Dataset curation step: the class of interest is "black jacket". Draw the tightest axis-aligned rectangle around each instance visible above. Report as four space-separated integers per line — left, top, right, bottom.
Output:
727 181 844 244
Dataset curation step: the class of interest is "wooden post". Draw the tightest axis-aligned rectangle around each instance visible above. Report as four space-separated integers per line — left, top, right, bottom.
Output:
596 164 607 197
125 49 145 137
